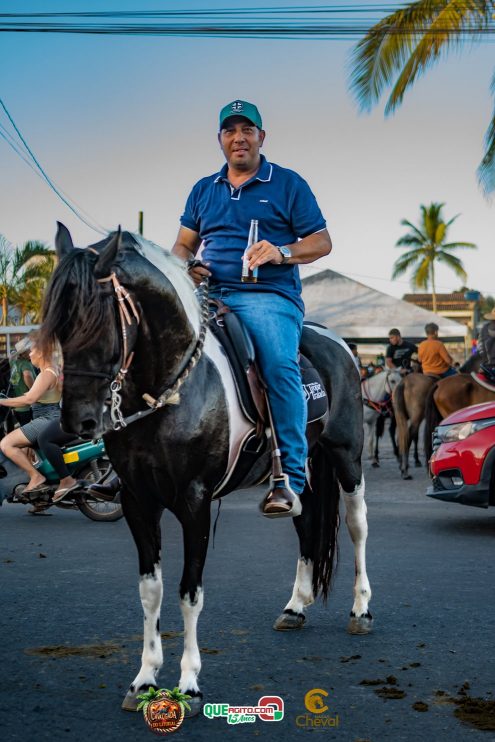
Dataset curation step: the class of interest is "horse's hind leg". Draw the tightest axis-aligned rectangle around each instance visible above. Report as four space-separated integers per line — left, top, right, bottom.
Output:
176 490 211 715
343 477 373 635
274 485 315 631
413 424 422 467
390 416 399 459
121 495 164 711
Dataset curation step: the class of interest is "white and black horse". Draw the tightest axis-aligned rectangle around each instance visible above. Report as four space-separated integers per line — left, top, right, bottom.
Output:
40 225 372 713
361 370 401 467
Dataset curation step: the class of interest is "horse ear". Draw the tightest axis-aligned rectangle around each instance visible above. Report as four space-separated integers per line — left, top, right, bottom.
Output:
94 227 122 277
55 222 74 258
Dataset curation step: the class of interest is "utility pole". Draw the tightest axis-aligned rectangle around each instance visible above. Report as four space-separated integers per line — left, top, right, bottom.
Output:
138 211 144 236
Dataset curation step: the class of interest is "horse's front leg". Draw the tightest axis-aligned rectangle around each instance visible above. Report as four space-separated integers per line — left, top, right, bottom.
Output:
121 494 164 711
176 488 211 715
343 477 373 635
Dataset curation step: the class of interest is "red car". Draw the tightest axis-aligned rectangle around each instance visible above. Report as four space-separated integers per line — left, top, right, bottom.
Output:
427 401 495 508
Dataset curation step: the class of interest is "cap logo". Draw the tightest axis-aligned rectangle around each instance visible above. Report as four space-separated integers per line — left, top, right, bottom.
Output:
231 101 244 113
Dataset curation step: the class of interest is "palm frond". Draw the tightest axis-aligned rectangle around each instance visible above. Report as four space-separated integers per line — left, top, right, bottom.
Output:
349 0 492 114
477 68 495 193
414 254 432 288
399 218 427 241
385 1 490 113
391 250 421 278
396 234 423 247
436 250 468 279
441 241 477 250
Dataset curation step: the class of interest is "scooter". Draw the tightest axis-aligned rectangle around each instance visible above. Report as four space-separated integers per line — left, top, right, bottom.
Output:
0 438 123 521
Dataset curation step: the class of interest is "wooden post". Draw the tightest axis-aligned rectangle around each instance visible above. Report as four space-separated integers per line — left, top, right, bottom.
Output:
138 211 144 236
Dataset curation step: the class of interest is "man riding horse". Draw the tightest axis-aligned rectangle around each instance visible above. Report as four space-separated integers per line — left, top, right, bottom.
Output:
478 308 495 384
171 99 332 518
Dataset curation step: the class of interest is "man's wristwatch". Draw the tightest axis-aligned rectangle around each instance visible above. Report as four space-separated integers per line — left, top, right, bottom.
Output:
278 245 292 264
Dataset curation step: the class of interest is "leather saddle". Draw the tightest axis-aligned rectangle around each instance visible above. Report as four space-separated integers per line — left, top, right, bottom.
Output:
208 300 328 429
208 300 328 498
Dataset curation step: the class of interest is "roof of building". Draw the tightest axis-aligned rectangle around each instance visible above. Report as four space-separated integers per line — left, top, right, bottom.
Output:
301 270 468 340
402 293 476 312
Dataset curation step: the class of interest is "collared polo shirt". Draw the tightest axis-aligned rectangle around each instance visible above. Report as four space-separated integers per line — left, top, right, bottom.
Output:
180 154 326 312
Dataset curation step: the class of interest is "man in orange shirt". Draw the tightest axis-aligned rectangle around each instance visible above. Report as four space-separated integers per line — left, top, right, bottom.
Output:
418 323 457 378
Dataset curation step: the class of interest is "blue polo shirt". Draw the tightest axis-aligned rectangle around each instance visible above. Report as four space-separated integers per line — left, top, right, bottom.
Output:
180 155 326 312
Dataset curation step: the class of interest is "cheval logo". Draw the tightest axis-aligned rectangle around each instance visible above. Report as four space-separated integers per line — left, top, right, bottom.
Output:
296 688 340 728
231 100 244 113
204 695 284 725
305 688 329 714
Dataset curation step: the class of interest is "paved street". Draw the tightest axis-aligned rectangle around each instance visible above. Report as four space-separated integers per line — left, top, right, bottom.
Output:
1 435 495 741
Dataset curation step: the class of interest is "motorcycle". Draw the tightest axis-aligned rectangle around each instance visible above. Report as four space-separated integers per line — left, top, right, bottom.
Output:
0 437 123 522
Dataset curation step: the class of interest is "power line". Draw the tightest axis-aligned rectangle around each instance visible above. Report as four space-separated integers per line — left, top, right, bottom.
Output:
0 97 108 235
1 6 494 39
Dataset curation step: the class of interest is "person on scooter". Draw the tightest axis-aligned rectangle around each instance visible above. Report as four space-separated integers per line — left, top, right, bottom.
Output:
0 333 63 495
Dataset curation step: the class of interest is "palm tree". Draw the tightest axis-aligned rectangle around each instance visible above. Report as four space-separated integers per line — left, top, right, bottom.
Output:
392 202 476 313
349 0 495 192
0 236 55 325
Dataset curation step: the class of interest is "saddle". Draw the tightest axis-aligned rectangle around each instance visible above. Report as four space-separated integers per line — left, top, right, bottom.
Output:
208 300 328 498
471 366 495 392
208 300 328 428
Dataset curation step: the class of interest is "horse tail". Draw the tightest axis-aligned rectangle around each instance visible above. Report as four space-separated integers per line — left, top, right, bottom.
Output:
375 412 385 439
423 382 441 463
309 442 340 602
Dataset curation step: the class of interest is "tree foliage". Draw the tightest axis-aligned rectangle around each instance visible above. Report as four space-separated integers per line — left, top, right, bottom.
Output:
392 202 476 312
0 235 55 325
349 0 495 192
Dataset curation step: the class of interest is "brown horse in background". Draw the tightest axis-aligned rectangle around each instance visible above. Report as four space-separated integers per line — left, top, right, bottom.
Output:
424 373 495 461
393 373 437 480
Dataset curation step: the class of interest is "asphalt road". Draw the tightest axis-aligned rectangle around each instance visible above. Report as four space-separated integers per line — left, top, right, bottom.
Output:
1 436 495 742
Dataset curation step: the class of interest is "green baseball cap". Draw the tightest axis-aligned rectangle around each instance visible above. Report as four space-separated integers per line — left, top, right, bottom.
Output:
219 100 262 130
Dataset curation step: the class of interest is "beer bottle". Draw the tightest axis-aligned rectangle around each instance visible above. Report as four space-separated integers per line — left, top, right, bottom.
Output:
241 219 259 283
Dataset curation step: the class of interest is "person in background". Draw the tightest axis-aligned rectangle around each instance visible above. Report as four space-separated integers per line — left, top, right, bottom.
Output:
478 308 495 380
347 342 361 371
385 328 418 373
8 337 37 426
0 334 61 493
418 323 456 378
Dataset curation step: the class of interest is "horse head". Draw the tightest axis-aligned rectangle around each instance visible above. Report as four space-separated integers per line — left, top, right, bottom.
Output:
41 223 200 438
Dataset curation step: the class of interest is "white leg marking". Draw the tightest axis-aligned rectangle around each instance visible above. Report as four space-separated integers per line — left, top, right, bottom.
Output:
284 557 314 614
130 563 163 691
179 588 204 694
343 477 372 617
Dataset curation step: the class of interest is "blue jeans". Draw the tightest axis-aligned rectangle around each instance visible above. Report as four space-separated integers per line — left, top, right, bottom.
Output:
211 288 307 494
440 367 457 378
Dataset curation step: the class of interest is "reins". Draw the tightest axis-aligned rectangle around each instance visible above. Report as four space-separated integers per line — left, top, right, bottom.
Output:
362 372 395 415
69 257 210 430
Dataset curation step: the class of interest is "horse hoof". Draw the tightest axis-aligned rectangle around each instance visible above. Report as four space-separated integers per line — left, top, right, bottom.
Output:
273 610 306 631
347 613 373 635
401 473 413 480
371 462 380 468
184 693 203 718
414 461 422 468
121 692 140 712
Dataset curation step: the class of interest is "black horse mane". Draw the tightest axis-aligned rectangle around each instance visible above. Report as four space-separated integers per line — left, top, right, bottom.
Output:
40 247 116 355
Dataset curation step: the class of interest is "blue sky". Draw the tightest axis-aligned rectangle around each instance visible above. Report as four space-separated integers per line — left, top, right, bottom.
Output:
1 0 493 299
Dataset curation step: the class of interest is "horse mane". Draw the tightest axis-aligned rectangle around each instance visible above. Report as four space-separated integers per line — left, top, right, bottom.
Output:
40 248 116 355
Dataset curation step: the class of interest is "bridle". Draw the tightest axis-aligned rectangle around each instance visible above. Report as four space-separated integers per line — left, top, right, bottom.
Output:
362 370 396 416
63 259 211 431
